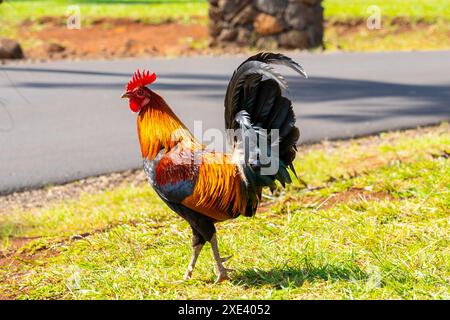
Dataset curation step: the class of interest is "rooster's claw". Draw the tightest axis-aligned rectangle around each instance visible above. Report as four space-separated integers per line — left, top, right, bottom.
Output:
215 269 232 283
221 255 233 263
183 271 193 280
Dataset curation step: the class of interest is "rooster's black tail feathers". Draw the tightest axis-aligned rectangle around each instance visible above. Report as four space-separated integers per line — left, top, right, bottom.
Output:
224 52 307 216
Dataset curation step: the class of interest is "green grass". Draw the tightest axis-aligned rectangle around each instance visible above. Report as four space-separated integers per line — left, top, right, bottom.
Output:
324 22 450 52
3 0 449 26
1 0 208 26
323 0 450 22
0 0 208 48
2 0 450 53
1 124 449 299
322 0 450 51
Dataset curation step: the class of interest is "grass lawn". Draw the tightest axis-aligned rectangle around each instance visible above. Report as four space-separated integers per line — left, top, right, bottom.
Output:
3 0 449 23
0 0 209 57
323 0 450 22
1 0 450 53
1 123 449 299
324 21 450 52
1 0 208 24
322 0 450 51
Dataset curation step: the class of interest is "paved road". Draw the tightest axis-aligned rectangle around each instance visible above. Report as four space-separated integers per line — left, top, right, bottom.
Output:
1 51 449 194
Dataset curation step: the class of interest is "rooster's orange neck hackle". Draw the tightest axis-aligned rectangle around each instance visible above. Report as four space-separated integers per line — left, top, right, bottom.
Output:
137 92 194 160
123 69 196 160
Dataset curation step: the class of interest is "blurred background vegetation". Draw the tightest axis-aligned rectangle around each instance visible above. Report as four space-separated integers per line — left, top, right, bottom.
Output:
2 0 449 22
1 0 449 58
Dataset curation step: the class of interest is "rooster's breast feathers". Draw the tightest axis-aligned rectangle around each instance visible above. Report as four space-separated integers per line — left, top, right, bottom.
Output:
146 143 248 222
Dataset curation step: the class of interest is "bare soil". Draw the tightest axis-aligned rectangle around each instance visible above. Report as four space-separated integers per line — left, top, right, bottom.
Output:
19 18 210 61
12 17 446 61
325 17 449 36
0 169 147 215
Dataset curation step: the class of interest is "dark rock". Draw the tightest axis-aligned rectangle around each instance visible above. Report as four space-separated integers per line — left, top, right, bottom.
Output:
223 0 253 21
218 28 238 42
255 0 287 16
315 4 324 22
45 43 66 54
307 23 323 47
37 16 64 26
255 36 279 50
208 20 223 37
254 13 284 36
285 2 314 30
218 0 239 15
279 30 309 48
231 4 257 26
209 5 223 21
0 38 24 59
299 0 321 5
236 27 252 44
209 0 323 49
123 39 136 51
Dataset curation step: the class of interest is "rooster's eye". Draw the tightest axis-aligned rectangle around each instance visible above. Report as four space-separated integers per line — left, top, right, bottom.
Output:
136 88 144 97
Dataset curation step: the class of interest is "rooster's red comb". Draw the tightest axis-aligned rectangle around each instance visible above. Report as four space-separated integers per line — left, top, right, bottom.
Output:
126 69 157 91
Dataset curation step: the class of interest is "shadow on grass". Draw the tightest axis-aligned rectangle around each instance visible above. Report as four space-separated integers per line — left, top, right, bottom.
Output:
232 264 368 288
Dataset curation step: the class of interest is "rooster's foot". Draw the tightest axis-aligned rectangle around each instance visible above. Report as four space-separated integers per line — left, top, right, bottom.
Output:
221 255 233 263
184 270 193 280
215 267 233 283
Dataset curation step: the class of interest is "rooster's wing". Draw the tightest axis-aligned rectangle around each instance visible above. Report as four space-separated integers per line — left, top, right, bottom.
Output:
146 144 247 222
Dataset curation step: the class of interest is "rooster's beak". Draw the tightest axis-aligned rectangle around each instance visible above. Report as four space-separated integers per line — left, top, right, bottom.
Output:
121 92 130 99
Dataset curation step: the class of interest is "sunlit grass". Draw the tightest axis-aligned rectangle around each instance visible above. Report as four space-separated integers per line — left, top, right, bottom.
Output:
1 0 208 26
322 0 450 51
1 123 448 299
324 21 450 52
2 0 450 53
323 0 450 22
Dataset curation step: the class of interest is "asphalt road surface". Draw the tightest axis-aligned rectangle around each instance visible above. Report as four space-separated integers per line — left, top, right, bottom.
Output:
1 51 449 194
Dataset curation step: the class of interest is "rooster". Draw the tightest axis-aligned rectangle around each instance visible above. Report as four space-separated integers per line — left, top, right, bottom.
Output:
121 52 307 283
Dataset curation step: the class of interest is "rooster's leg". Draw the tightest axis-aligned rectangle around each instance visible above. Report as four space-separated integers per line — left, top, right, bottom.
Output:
184 227 205 280
184 244 203 280
210 233 233 283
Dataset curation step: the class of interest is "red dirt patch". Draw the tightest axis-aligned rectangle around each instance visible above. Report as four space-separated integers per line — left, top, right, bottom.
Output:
259 188 393 213
317 188 393 210
4 236 39 252
19 18 209 60
0 246 60 300
326 17 447 36
325 18 450 50
10 17 448 61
